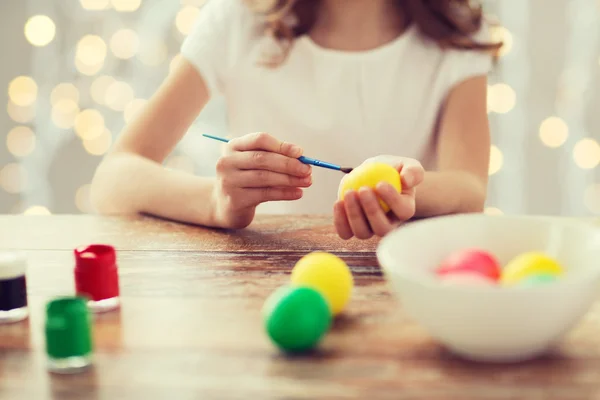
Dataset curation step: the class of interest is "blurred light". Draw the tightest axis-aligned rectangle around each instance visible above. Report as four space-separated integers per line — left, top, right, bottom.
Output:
51 83 80 105
79 0 110 10
166 155 195 173
52 99 80 129
489 26 513 57
105 81 134 111
90 75 116 105
584 184 600 214
83 128 112 155
573 138 600 169
0 163 27 194
169 54 183 74
539 116 568 148
6 127 36 157
75 35 107 76
110 29 139 59
488 145 503 175
76 60 104 76
75 109 105 140
124 98 147 123
484 207 503 216
8 76 38 107
138 40 168 66
76 35 107 65
24 15 56 47
488 83 516 114
7 101 35 124
75 184 94 213
111 0 142 12
176 6 200 36
24 206 51 215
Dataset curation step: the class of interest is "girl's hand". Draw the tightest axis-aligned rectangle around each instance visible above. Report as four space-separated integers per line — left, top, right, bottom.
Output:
211 132 312 229
333 156 424 240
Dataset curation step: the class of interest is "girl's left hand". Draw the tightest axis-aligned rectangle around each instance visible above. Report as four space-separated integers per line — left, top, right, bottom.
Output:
333 156 425 240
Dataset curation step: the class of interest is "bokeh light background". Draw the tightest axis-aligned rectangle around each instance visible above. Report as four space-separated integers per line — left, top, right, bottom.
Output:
0 0 599 216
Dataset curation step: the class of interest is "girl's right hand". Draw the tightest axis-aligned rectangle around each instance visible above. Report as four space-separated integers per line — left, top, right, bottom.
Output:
211 132 312 229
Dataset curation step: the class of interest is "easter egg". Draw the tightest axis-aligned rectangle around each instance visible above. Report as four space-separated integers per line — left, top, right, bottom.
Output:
439 271 497 287
262 286 331 353
501 252 564 285
290 252 353 316
338 162 401 212
436 249 501 281
518 273 558 287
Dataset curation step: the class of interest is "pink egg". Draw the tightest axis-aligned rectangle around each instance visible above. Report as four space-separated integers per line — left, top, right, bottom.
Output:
439 272 496 287
436 248 501 281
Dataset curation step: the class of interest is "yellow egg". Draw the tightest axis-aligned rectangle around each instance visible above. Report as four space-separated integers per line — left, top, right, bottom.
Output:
500 252 564 285
290 252 353 316
338 162 401 212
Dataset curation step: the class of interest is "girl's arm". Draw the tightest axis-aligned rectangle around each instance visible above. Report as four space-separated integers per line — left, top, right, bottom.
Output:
91 58 309 228
90 58 219 225
414 75 490 217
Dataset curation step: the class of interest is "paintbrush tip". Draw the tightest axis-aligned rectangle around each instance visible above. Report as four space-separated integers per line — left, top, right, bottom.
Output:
340 167 353 174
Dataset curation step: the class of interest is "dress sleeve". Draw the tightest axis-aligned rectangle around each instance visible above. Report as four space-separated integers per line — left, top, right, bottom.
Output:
180 0 256 97
444 23 495 89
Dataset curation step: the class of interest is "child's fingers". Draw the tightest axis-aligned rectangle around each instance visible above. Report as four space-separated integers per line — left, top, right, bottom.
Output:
245 187 304 206
224 151 311 177
398 159 424 188
229 132 303 158
357 188 393 237
226 170 311 188
219 186 303 211
343 190 373 240
376 182 415 221
333 201 353 240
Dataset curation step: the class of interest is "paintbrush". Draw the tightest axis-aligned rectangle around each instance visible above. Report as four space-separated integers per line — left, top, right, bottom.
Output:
202 134 354 173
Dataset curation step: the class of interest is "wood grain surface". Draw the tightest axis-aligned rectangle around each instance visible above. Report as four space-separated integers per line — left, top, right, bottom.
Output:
0 215 599 400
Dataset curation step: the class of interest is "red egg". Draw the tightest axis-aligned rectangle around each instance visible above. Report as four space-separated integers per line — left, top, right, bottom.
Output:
439 271 496 286
436 249 501 281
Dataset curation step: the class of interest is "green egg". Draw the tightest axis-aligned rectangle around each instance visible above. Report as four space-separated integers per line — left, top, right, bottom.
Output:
262 285 331 353
519 273 558 287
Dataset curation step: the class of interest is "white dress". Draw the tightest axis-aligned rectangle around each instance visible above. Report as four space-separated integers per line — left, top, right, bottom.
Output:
181 0 493 214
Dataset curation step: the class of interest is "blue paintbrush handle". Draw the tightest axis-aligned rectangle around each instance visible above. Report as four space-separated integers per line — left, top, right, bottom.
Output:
202 134 342 171
202 133 229 143
297 156 341 171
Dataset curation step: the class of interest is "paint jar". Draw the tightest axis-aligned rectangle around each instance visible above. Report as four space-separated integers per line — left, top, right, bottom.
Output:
74 244 120 313
45 296 93 373
0 252 28 324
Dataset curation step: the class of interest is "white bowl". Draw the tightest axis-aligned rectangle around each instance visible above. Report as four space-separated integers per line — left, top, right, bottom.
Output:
377 214 600 363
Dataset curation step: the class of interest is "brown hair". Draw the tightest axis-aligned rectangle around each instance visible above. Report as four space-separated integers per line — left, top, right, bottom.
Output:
246 0 502 66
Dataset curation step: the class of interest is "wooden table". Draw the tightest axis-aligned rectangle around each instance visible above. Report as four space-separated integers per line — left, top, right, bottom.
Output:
1 215 599 399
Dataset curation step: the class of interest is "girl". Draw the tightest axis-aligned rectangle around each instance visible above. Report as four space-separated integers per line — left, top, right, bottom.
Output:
90 0 500 240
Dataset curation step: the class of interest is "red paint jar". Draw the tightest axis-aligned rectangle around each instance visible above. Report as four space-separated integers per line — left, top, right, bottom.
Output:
74 244 120 313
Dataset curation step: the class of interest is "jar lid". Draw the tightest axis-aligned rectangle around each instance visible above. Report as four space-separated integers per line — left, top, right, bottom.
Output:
74 244 116 270
45 296 93 359
0 252 27 280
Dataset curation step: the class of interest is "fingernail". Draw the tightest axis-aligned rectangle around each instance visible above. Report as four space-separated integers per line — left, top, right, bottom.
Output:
300 164 311 174
343 189 355 199
376 182 389 190
290 145 302 157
